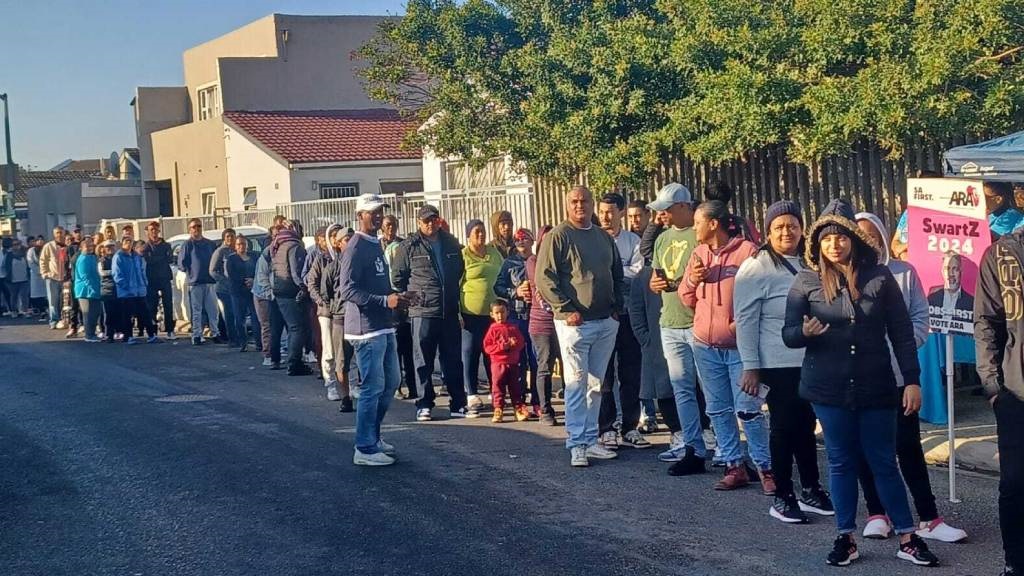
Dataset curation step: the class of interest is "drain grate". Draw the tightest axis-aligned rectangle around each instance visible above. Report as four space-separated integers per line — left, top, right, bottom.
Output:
154 394 220 403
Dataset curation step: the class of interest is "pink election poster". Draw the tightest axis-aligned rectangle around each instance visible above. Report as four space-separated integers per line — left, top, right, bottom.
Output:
906 178 990 335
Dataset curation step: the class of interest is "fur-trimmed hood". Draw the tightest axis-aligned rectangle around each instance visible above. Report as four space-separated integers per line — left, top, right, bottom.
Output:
804 199 881 271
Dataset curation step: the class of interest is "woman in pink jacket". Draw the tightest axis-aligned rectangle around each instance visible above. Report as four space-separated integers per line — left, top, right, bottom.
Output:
681 200 772 494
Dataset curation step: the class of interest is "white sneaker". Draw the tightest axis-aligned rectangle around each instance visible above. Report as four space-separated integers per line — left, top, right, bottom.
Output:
56 321 66 330
467 394 483 409
702 428 718 451
586 444 618 460
916 518 967 543
621 430 651 449
570 445 589 467
863 515 892 539
658 431 687 462
262 357 273 367
416 408 432 421
377 439 396 456
353 448 395 466
351 385 361 400
166 331 177 340
599 430 619 450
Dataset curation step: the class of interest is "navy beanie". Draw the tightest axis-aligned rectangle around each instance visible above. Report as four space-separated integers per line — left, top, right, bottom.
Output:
765 200 802 228
465 219 485 239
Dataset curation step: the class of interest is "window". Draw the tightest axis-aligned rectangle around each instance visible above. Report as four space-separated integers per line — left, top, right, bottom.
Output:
242 187 257 210
198 85 221 120
443 158 505 189
319 182 360 200
200 189 217 215
379 179 424 195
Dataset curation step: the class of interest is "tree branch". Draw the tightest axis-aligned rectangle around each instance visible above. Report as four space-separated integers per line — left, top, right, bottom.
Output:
975 46 1024 64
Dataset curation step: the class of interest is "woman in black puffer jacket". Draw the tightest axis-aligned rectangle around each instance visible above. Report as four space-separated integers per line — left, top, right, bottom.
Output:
783 199 939 569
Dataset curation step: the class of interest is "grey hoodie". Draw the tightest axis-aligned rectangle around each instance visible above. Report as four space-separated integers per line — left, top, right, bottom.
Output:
855 212 930 386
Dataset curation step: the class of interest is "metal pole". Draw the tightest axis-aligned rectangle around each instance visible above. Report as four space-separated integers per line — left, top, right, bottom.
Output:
946 332 960 503
1 93 14 192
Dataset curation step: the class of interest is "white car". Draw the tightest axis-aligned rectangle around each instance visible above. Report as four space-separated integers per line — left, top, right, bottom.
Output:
167 226 270 331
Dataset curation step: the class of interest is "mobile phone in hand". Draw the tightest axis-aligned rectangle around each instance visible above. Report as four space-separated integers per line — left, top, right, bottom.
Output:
653 268 668 281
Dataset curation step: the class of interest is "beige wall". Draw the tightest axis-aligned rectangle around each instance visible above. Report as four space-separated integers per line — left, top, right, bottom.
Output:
224 124 291 211
182 14 278 120
219 15 393 112
152 118 228 217
134 87 190 181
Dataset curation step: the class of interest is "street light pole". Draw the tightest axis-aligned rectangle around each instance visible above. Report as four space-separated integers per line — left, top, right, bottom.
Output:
1 93 14 194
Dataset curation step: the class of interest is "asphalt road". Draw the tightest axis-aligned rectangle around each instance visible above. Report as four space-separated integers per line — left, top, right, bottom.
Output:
0 318 1007 576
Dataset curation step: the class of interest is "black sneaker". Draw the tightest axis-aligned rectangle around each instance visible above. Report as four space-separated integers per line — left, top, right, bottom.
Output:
667 446 707 476
212 335 228 344
1002 566 1020 576
192 337 203 346
288 365 314 377
800 486 836 516
827 534 859 567
770 494 808 524
339 397 354 413
540 412 558 426
896 534 939 567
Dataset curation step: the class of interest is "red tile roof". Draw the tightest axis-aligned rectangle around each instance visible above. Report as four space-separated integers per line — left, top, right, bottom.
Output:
224 109 420 164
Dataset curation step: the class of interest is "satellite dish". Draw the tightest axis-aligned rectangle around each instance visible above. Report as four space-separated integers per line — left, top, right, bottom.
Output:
108 152 120 177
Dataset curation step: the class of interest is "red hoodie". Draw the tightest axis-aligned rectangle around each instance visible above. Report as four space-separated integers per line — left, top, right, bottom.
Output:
483 321 526 364
680 236 758 348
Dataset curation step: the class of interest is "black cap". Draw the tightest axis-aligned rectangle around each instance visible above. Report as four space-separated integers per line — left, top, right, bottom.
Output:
418 204 440 221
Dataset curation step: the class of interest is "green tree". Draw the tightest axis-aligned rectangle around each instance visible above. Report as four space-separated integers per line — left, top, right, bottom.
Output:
358 0 1024 185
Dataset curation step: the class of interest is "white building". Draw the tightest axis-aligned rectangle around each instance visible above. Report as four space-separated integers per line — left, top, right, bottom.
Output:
223 109 423 211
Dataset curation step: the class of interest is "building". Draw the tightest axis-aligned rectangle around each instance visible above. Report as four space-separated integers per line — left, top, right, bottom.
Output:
1 166 104 237
223 109 421 211
134 13 418 218
25 178 157 237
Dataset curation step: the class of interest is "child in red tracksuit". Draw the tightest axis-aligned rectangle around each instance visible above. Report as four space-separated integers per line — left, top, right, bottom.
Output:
482 299 528 422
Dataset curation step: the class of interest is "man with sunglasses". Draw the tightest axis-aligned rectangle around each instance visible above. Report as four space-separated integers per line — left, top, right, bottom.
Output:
177 218 223 345
391 204 469 421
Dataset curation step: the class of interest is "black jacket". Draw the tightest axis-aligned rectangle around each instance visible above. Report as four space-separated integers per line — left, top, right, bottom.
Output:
975 232 1024 402
306 251 331 317
99 255 117 300
782 264 920 409
391 230 464 319
142 239 174 286
321 257 346 320
271 235 307 299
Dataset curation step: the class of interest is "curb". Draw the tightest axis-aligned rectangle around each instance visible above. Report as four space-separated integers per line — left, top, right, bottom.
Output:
921 433 999 475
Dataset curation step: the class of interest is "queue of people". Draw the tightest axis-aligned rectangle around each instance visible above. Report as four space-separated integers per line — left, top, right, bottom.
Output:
10 182 1024 575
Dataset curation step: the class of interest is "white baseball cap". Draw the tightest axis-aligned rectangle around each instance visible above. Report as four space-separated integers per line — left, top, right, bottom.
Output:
355 193 389 213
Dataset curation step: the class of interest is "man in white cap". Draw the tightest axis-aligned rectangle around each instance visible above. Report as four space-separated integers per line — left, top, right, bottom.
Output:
647 182 709 475
536 185 624 467
339 193 414 466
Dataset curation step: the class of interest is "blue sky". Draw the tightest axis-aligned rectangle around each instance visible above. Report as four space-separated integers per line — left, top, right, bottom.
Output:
0 0 408 170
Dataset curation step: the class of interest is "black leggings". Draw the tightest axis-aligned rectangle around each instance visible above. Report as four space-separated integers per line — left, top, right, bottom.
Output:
859 405 938 521
763 367 822 497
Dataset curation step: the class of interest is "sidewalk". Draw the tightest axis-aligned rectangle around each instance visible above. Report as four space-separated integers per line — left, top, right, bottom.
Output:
919 388 999 475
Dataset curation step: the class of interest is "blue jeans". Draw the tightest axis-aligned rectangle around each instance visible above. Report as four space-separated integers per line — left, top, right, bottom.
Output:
692 342 771 469
814 403 915 536
352 332 401 454
45 278 62 327
660 327 707 458
515 318 538 405
413 316 467 411
461 314 492 397
554 317 619 449
231 292 260 348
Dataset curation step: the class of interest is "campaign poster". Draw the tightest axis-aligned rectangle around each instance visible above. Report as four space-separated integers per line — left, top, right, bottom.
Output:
906 178 990 335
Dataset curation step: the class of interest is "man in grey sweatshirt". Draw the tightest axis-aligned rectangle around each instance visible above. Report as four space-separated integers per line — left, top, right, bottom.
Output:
854 213 968 543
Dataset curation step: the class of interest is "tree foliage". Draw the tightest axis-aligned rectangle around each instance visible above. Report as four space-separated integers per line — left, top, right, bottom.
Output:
357 0 1024 189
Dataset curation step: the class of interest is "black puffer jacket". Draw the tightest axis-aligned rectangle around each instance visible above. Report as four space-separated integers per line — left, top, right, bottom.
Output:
391 230 464 319
99 255 117 300
783 264 920 409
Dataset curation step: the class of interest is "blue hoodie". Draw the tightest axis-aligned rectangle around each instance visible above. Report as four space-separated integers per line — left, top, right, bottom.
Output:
73 253 101 299
113 250 148 298
339 231 394 339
